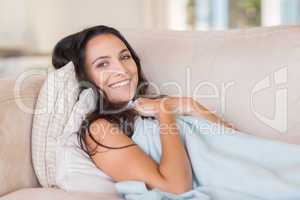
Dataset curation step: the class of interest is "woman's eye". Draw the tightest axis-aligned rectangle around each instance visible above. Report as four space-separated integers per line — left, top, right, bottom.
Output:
96 62 109 68
121 54 131 60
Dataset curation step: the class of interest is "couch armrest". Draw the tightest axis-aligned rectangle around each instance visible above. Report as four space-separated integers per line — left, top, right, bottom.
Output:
0 77 44 196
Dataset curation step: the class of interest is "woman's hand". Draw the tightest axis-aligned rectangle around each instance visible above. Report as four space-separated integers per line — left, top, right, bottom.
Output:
159 96 239 131
133 97 175 118
133 96 194 117
164 96 195 116
187 97 239 131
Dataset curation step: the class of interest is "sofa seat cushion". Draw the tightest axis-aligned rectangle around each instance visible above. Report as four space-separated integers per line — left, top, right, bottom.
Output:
0 188 123 200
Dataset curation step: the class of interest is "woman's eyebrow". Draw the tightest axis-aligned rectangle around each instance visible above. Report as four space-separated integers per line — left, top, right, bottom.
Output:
92 48 129 65
119 48 129 54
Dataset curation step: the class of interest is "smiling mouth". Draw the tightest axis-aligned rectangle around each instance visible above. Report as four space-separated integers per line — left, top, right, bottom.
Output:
108 79 131 88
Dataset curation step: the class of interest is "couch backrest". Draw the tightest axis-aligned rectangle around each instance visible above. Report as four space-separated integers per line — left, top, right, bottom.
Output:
122 25 300 140
1 25 300 196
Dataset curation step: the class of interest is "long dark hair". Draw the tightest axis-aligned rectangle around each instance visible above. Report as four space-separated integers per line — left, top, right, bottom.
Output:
52 25 165 157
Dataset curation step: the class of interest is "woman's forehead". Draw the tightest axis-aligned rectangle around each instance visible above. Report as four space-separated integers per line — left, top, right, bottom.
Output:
87 34 127 51
85 34 129 66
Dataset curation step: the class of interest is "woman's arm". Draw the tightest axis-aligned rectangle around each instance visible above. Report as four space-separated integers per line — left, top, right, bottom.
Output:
157 106 193 192
85 99 192 195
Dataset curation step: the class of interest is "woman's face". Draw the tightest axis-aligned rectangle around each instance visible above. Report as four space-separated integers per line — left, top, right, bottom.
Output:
84 34 139 104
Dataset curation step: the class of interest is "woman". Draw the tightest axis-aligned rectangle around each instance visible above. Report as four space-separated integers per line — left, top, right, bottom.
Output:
52 25 237 195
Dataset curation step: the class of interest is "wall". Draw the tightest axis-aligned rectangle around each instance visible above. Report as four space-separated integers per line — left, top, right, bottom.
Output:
0 0 162 53
0 0 28 48
27 0 147 52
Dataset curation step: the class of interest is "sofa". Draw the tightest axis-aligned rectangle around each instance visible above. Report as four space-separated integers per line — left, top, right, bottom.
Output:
1 25 300 200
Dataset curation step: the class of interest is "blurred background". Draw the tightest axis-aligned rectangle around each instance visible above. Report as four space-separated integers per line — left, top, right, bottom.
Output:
1 0 300 77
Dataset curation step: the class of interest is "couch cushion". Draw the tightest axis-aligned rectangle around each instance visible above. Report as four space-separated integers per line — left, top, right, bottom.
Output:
0 74 46 196
122 25 300 140
0 188 123 200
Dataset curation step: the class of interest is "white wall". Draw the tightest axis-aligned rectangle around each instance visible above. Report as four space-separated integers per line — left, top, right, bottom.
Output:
1 0 163 52
27 0 147 52
168 0 188 30
0 0 29 48
261 0 281 26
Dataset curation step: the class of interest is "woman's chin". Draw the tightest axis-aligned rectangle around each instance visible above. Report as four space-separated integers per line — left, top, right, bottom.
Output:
109 88 136 100
107 81 137 103
110 92 135 103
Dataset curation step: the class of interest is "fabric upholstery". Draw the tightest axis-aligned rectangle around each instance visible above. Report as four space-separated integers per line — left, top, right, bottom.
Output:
121 25 300 141
0 76 44 196
0 188 122 200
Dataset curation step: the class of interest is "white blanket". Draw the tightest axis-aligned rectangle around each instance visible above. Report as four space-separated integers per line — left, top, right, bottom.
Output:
116 115 300 200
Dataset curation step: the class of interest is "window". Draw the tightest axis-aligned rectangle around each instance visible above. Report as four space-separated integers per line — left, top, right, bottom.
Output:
168 0 300 30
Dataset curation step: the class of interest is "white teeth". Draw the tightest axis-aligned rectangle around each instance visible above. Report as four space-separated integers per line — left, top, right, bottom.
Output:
110 79 130 88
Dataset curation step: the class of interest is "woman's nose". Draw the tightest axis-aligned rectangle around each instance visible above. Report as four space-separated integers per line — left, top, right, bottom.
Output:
112 59 128 74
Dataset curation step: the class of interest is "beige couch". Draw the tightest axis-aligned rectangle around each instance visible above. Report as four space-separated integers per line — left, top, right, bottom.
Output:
1 26 300 199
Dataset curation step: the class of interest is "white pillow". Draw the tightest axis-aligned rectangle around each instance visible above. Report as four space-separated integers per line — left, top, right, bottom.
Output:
55 88 117 193
32 61 80 187
31 61 117 194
